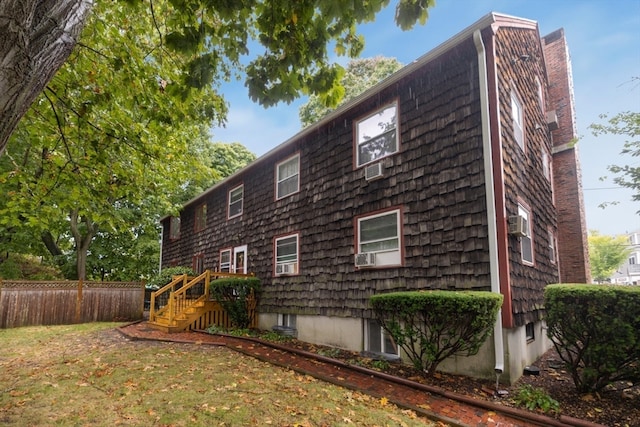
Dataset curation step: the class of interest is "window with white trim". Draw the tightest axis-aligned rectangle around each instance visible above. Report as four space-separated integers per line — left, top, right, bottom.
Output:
511 91 524 150
228 184 243 219
518 203 534 265
357 209 402 267
169 216 181 240
356 102 399 167
276 154 300 200
275 234 299 275
535 76 545 113
220 249 231 272
548 228 556 264
366 319 399 357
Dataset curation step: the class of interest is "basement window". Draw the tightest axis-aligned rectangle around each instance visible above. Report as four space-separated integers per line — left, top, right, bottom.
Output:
525 322 535 342
365 319 399 358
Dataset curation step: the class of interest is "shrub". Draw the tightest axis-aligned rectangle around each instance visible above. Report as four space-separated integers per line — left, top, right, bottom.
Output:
370 290 502 376
146 266 194 290
513 384 559 413
544 284 640 393
209 277 261 329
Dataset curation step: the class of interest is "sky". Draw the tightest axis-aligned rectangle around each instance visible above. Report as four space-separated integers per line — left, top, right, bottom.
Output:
212 0 640 237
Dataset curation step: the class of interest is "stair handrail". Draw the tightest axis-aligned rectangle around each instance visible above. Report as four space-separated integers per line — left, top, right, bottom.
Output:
149 273 188 323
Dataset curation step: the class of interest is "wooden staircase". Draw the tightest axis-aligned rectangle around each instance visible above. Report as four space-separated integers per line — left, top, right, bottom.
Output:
147 270 256 333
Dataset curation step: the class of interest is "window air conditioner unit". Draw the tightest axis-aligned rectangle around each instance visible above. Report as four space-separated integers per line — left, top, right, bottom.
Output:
546 110 559 131
364 162 383 181
508 215 528 238
354 252 376 267
276 263 296 275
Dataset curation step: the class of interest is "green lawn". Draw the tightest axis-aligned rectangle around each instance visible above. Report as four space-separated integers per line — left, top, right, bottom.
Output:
0 323 437 426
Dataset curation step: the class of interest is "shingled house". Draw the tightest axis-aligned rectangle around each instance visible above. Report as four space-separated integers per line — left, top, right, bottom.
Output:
160 12 590 383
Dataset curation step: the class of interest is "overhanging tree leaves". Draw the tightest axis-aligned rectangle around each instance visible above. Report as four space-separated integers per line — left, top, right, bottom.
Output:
0 0 435 155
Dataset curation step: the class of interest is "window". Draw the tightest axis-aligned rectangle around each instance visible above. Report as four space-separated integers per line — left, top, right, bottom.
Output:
274 234 299 275
535 76 545 113
518 203 534 265
192 254 204 274
276 154 300 200
548 228 557 264
169 216 181 240
356 102 399 167
278 314 297 328
228 184 243 219
525 322 535 342
630 256 637 265
511 91 524 150
366 319 399 357
356 209 402 267
194 203 207 232
220 249 231 272
542 150 551 181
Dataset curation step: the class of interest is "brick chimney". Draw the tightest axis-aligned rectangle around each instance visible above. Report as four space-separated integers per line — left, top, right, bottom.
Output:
542 29 591 283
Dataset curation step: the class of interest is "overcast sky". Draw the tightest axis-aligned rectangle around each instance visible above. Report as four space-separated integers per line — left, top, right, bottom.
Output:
212 0 640 236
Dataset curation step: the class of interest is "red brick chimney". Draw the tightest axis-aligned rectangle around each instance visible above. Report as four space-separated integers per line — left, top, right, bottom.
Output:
542 29 591 283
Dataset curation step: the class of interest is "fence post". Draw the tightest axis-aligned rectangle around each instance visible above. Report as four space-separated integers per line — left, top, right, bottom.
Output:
76 279 83 323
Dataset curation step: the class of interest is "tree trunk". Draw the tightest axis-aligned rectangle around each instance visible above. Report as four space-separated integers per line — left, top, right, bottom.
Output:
0 0 93 155
69 209 97 280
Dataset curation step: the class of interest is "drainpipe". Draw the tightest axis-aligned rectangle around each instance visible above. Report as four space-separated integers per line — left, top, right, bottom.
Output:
474 29 505 375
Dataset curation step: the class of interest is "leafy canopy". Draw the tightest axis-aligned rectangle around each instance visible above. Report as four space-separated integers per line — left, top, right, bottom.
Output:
299 56 404 127
588 230 632 283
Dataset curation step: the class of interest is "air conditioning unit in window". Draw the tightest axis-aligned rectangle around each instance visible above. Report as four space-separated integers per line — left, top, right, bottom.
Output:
546 110 559 131
364 162 383 181
354 252 376 267
508 215 528 238
276 263 296 275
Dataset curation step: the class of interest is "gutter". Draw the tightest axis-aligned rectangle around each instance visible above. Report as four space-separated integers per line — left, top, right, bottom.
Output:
474 29 505 375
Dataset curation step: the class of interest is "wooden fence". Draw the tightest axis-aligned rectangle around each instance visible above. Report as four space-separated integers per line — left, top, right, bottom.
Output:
0 280 145 328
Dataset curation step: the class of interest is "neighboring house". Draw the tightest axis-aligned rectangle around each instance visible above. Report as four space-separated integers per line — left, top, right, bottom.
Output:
610 231 640 285
160 12 590 383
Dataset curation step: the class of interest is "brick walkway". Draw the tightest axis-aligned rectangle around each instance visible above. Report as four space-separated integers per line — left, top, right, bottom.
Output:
117 322 592 427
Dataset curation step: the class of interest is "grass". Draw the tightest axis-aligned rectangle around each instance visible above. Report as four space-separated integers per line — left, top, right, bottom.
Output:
0 323 437 426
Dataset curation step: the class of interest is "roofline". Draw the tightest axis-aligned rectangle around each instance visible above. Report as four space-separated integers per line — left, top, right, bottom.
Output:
163 12 539 220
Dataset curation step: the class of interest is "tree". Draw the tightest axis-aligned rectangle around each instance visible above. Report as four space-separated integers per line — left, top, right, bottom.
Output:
588 231 632 283
590 110 640 205
208 143 258 180
299 56 404 127
0 0 92 156
0 0 434 155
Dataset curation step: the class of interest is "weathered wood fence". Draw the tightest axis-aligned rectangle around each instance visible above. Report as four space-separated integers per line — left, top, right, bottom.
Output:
0 280 144 328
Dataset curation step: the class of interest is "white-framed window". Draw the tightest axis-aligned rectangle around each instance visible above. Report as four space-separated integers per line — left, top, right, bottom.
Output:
169 216 181 240
228 184 243 219
219 249 232 272
356 208 402 267
542 150 551 181
356 101 399 167
535 76 545 113
630 255 637 265
511 91 524 150
518 203 534 265
366 319 399 357
276 154 300 200
278 314 297 328
548 228 556 264
525 322 535 342
274 233 299 276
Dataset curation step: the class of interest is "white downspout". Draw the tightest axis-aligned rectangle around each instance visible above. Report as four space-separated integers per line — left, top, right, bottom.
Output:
473 29 505 374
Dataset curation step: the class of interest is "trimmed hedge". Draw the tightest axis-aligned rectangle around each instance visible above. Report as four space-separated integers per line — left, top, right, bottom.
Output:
545 284 640 392
209 277 261 329
370 290 503 376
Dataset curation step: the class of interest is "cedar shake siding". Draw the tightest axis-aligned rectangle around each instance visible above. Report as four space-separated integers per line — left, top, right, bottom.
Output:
163 37 492 319
160 12 588 381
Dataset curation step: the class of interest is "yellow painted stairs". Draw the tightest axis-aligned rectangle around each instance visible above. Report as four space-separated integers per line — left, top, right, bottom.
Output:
148 270 257 333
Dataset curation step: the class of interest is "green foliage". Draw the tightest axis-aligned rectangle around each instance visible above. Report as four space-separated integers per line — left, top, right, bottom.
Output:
590 108 640 206
513 384 560 414
0 253 64 280
146 266 195 290
588 230 632 283
544 284 640 392
370 290 503 376
209 277 261 328
299 56 404 127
